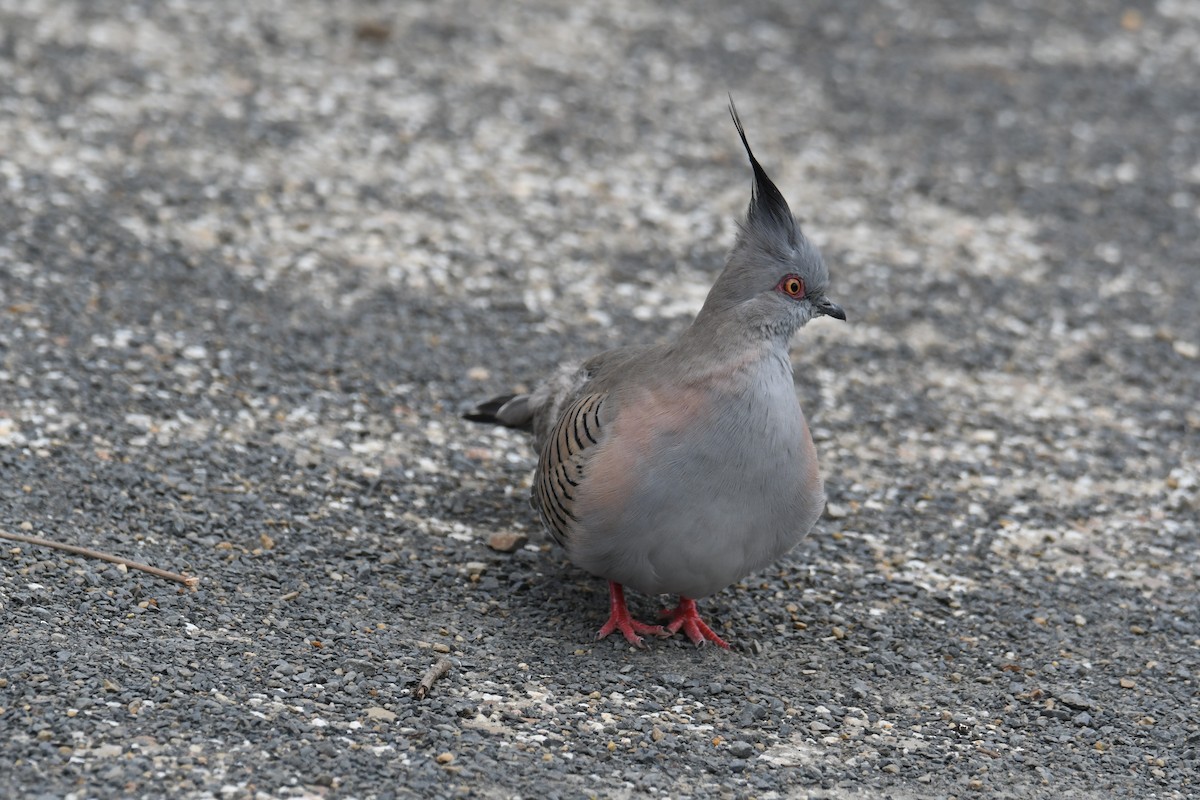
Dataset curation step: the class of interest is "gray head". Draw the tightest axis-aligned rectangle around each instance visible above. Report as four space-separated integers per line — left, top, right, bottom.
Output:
696 101 845 337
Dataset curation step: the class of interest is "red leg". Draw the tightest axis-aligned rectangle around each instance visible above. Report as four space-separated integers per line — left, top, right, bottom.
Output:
597 581 668 647
660 597 730 648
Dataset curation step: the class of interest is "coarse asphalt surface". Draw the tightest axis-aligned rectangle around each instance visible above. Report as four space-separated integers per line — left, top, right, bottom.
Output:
1 1 1198 798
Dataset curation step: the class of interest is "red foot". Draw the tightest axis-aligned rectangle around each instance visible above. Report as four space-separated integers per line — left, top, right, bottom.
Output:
597 581 668 647
660 597 730 648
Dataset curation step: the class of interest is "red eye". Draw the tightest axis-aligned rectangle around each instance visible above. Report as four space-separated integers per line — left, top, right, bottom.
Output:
777 275 804 298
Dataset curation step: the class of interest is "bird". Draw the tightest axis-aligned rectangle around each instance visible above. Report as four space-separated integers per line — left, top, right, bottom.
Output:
465 101 845 648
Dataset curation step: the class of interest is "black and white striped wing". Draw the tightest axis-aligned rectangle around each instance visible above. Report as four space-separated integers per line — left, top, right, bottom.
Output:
532 392 607 546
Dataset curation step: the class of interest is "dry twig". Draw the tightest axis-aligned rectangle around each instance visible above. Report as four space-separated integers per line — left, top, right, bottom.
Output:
0 530 199 588
415 657 453 700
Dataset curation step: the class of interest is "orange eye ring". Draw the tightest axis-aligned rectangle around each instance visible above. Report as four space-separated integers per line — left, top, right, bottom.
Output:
779 276 804 298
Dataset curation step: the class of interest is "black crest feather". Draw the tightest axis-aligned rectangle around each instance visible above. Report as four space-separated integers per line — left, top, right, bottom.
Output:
728 97 798 246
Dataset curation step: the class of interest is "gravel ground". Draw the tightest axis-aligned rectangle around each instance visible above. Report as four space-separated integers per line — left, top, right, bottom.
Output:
2 1 1198 798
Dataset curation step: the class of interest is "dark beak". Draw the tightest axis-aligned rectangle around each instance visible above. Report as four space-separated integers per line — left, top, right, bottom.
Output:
815 297 846 321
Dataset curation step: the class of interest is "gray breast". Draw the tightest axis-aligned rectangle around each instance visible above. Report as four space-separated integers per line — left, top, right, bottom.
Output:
568 355 825 598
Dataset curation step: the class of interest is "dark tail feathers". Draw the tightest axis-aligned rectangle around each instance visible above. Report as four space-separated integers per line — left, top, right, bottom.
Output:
463 393 534 432
463 394 518 424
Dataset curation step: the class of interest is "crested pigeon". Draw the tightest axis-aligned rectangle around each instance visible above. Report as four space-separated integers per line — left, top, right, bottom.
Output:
466 102 845 648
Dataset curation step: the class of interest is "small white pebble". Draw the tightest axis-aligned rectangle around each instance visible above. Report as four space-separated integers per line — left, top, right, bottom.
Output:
1172 340 1198 360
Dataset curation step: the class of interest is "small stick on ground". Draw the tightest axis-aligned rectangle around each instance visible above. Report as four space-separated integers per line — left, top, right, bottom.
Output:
415 657 453 700
0 530 199 589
